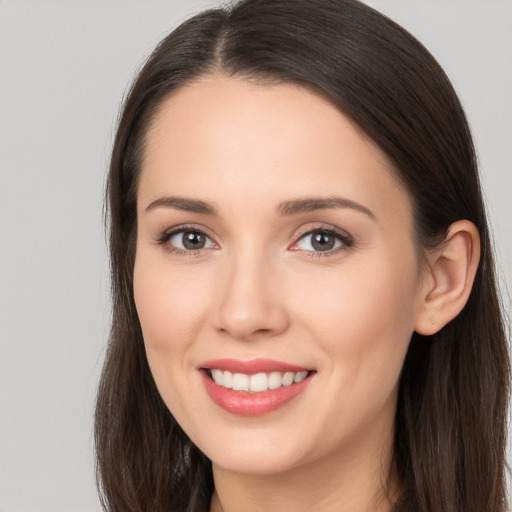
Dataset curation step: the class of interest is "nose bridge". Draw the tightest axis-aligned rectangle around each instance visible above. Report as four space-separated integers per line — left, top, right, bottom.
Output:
213 240 288 340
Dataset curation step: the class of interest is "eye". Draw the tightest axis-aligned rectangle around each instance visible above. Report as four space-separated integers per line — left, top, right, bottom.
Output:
158 228 216 254
292 228 353 254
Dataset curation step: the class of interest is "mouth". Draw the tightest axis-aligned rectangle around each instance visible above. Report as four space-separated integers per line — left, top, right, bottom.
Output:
198 359 315 416
205 368 311 393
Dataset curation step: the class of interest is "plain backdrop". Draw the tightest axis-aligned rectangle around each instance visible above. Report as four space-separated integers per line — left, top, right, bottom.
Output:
0 1 510 511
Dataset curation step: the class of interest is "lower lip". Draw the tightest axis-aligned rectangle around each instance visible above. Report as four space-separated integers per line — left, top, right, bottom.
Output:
201 371 312 416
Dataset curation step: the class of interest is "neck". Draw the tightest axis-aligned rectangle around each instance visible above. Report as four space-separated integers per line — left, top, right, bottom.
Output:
210 432 397 512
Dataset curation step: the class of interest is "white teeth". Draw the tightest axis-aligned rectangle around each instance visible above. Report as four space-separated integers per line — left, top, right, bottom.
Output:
249 373 268 392
211 369 223 385
268 371 283 389
209 369 310 393
294 371 308 383
282 372 295 386
232 373 249 391
223 370 233 389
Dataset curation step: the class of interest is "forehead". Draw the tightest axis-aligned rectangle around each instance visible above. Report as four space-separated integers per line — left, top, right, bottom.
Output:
139 75 412 223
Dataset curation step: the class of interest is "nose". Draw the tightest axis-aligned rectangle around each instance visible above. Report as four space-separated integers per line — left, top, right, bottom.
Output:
212 250 290 341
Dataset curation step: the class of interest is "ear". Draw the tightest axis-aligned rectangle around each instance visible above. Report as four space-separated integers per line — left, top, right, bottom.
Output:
414 220 480 335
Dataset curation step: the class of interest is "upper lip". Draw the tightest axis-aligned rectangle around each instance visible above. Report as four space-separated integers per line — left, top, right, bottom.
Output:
199 358 312 375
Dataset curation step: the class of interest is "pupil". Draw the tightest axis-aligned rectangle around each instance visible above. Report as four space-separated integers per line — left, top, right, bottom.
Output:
183 231 205 250
312 232 334 251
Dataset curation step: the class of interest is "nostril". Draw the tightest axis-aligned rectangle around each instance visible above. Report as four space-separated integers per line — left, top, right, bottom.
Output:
212 270 290 340
215 325 280 341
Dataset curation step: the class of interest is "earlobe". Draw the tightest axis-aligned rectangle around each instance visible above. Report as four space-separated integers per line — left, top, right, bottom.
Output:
414 220 480 335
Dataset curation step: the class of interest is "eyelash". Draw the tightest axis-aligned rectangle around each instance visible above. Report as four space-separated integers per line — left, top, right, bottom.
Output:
292 226 354 258
156 225 354 258
156 224 215 256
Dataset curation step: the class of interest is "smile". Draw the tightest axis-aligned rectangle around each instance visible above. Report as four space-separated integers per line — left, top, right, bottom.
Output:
199 359 315 416
208 369 309 392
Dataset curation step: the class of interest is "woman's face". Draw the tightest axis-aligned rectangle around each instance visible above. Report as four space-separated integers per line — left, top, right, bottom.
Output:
134 76 427 475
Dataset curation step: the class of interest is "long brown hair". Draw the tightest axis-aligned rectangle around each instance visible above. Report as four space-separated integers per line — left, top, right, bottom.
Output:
94 1 510 511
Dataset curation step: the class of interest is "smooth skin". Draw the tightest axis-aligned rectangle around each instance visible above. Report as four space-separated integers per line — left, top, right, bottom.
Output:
133 76 480 512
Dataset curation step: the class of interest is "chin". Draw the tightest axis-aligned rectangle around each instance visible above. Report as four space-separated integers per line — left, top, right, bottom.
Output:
209 448 303 476
190 422 313 476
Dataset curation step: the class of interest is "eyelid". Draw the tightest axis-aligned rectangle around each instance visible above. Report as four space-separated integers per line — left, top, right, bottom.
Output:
294 223 351 239
156 224 218 255
289 224 354 255
154 222 353 257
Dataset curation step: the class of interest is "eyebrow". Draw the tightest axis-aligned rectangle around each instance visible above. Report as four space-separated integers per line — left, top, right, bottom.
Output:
278 196 376 220
145 196 218 215
144 195 375 220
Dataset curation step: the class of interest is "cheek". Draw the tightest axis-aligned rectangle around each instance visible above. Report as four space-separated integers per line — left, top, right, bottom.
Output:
133 253 212 369
287 255 419 443
298 254 416 324
133 252 218 424
292 251 419 385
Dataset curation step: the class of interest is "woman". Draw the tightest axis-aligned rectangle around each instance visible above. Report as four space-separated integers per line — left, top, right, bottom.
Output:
94 1 509 511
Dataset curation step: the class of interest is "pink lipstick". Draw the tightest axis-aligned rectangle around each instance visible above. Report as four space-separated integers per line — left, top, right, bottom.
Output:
198 359 314 416
200 358 310 374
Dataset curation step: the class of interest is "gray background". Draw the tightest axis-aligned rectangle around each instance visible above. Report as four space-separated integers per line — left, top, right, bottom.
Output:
0 1 510 511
